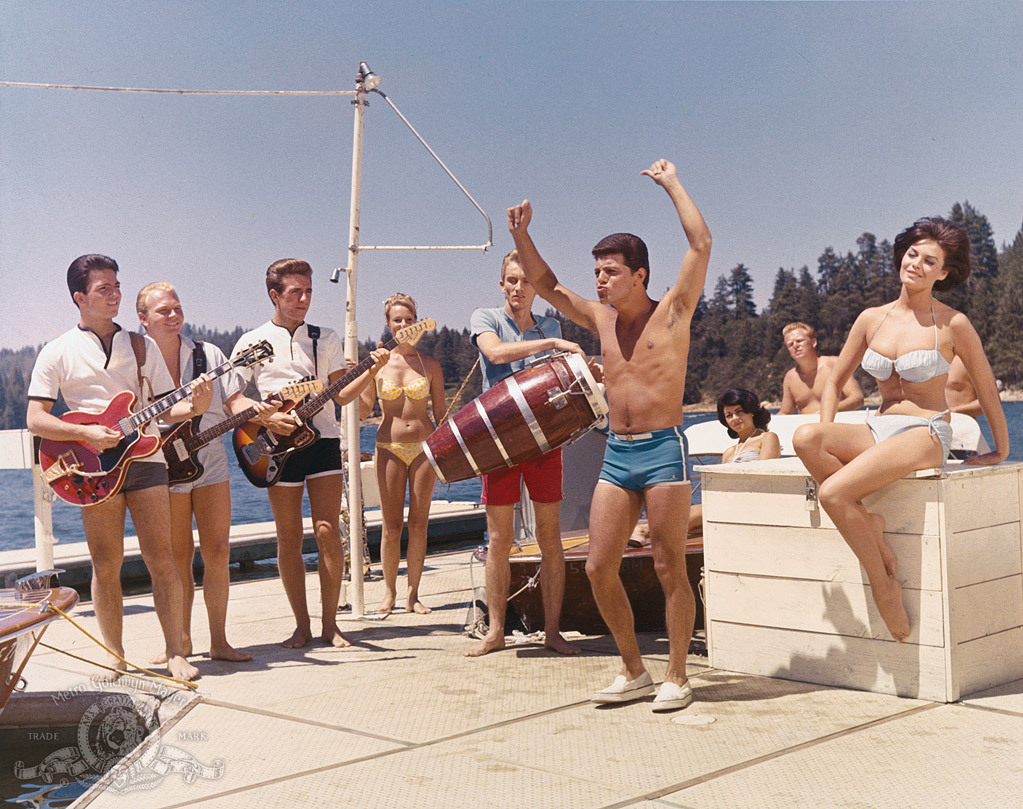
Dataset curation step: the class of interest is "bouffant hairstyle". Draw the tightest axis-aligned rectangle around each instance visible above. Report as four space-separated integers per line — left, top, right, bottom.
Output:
591 232 650 289
893 217 971 292
384 292 417 321
717 388 772 438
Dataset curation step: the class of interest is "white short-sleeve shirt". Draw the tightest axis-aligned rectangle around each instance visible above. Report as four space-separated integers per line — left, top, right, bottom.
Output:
28 325 177 457
232 320 347 440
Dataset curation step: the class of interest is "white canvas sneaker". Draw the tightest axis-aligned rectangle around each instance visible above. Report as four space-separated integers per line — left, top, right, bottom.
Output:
591 670 655 704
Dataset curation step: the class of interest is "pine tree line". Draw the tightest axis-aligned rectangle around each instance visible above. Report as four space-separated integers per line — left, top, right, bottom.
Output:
2 202 1019 429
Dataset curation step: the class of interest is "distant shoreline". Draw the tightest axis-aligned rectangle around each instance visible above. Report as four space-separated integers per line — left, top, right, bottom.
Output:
683 389 1023 414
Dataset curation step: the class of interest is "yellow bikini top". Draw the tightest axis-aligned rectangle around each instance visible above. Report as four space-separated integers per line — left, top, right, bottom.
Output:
377 374 430 401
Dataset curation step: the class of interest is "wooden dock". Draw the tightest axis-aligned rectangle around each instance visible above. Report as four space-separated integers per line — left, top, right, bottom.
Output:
3 548 1020 808
0 501 486 590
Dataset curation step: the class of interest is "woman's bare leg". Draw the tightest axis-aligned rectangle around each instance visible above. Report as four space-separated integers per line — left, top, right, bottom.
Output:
405 454 437 614
374 448 410 614
800 424 944 641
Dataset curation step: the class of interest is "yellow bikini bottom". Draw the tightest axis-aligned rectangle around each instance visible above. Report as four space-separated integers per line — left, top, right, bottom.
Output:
376 441 425 468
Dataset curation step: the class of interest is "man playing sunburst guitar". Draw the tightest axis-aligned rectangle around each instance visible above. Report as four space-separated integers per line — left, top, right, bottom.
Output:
27 254 212 682
230 258 389 649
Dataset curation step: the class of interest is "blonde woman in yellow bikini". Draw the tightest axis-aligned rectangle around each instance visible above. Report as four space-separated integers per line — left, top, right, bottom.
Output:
360 293 446 615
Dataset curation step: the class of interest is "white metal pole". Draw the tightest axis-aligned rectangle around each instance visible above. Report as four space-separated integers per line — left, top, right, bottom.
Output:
342 72 368 618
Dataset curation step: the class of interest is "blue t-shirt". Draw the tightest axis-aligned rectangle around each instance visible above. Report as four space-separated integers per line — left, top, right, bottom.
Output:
469 307 562 391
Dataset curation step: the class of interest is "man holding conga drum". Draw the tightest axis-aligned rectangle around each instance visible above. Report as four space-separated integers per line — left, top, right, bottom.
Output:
507 159 711 712
463 249 589 657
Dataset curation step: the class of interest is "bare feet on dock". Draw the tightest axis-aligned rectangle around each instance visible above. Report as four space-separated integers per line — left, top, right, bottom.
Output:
282 628 313 649
167 654 199 682
150 638 193 665
464 635 505 657
210 644 253 663
322 624 352 648
545 633 581 655
873 576 911 642
371 596 395 618
92 654 127 684
407 598 432 615
870 513 897 578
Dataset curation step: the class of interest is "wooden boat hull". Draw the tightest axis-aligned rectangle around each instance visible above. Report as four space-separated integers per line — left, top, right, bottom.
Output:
1 586 79 715
506 536 704 635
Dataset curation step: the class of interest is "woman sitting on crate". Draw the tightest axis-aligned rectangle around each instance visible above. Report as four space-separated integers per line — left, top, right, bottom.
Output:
793 217 1009 642
687 388 781 534
360 293 446 616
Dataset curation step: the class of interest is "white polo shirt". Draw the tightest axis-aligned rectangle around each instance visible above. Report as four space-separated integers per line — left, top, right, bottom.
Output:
232 320 347 440
28 325 177 457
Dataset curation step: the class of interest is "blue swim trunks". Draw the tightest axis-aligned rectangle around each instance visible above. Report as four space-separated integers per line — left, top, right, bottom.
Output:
598 426 689 492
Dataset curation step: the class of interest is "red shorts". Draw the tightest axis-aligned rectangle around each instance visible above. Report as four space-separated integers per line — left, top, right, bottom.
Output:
481 448 563 507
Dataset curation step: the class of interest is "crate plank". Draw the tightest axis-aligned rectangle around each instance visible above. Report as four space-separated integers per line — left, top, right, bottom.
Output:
706 571 946 647
707 621 951 701
951 626 1023 700
944 469 1022 533
703 523 942 591
950 575 1023 643
947 522 1023 588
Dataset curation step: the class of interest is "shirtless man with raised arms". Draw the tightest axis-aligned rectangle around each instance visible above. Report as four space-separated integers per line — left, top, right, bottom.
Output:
507 159 711 712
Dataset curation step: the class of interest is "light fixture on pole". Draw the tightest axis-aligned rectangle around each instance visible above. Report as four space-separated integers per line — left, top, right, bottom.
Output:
357 61 382 91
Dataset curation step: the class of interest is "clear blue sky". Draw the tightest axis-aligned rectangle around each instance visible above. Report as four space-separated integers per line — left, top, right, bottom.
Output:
2 1 1021 352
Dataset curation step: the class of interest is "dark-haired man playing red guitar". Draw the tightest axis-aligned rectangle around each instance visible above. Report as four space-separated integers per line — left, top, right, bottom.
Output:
27 254 212 682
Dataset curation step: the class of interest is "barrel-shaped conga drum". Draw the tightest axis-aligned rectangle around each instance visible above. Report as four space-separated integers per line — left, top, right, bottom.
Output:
424 353 607 484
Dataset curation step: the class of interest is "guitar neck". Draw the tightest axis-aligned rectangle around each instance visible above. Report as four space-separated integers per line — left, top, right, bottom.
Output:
124 358 237 434
295 335 399 422
184 399 270 452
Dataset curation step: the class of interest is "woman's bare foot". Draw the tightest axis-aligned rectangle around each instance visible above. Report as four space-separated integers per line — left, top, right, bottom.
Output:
545 633 581 655
282 627 313 649
322 624 352 648
464 634 505 657
870 513 897 578
210 643 253 662
371 596 395 617
873 576 910 642
406 598 432 615
167 654 199 682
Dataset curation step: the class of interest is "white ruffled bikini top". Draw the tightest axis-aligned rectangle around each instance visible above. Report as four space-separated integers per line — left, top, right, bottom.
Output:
860 301 951 384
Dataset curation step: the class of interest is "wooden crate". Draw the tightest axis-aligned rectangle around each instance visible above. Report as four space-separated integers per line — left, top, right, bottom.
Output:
699 457 1023 702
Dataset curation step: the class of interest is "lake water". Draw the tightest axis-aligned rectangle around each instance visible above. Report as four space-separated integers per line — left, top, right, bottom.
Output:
2 404 1020 554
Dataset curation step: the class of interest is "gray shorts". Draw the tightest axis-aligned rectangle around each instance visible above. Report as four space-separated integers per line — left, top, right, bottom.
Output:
866 410 953 463
123 461 170 492
168 441 231 495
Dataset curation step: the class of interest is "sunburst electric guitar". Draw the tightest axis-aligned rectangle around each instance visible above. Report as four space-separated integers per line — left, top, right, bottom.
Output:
233 319 436 488
161 378 324 485
39 340 274 506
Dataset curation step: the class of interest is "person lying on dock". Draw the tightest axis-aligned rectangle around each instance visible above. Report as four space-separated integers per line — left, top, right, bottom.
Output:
137 281 258 664
231 259 389 649
358 293 445 618
687 388 781 535
780 322 863 414
463 249 586 658
794 217 1009 642
508 158 711 712
26 254 212 682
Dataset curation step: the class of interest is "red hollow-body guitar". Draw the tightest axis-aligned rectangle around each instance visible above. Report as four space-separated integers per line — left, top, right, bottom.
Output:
161 378 323 484
39 340 273 506
233 319 435 488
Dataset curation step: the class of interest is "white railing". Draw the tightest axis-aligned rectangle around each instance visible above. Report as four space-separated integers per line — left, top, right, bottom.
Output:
0 429 56 571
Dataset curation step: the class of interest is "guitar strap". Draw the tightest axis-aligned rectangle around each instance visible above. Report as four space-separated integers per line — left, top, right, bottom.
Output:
128 331 155 405
306 324 320 376
191 340 207 379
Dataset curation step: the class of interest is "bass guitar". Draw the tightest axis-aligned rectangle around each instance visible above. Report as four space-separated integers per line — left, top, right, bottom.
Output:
162 378 324 484
39 340 273 506
234 319 435 488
